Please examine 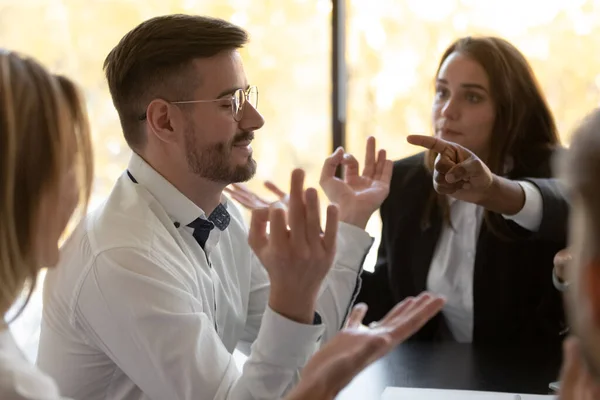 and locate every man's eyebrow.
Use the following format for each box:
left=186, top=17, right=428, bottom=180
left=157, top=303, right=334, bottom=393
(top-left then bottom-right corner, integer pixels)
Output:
left=215, top=85, right=250, bottom=99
